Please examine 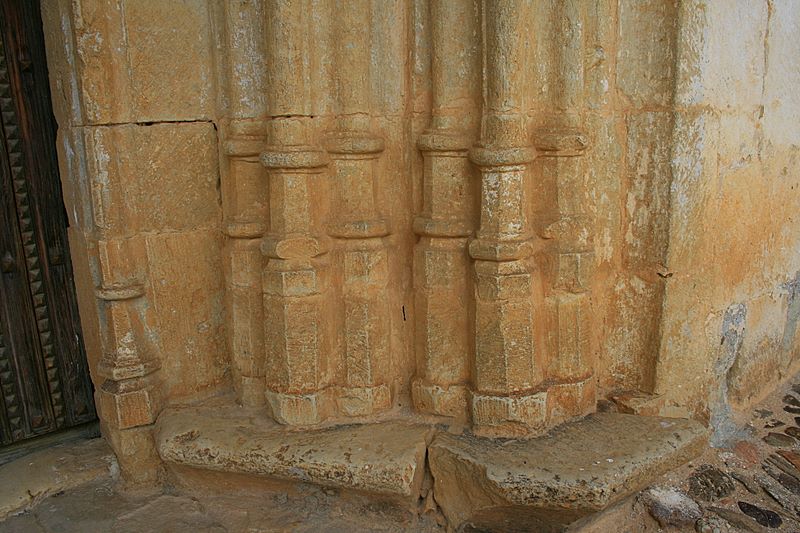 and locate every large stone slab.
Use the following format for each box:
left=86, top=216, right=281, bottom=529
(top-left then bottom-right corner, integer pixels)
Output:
left=156, top=404, right=432, bottom=500
left=0, top=437, right=115, bottom=519
left=429, top=412, right=707, bottom=532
